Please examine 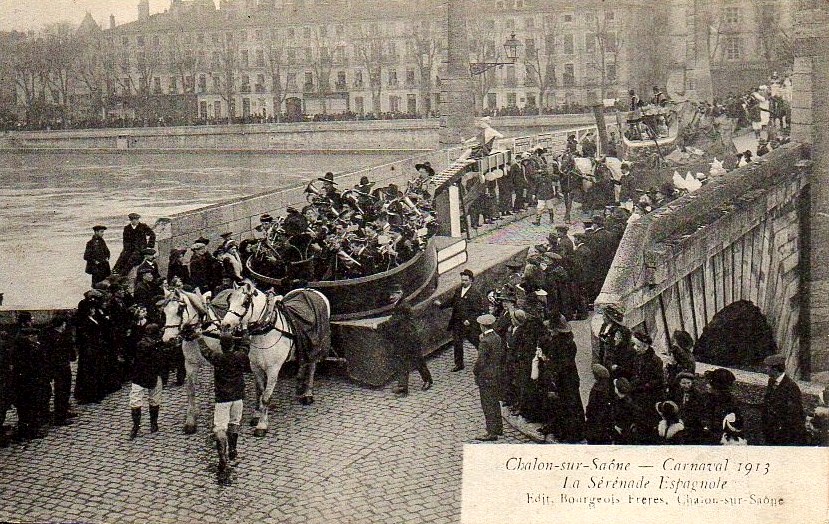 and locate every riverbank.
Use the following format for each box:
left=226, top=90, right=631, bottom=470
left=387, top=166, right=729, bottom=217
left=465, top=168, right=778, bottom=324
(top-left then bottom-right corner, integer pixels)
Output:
left=0, top=113, right=612, bottom=152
